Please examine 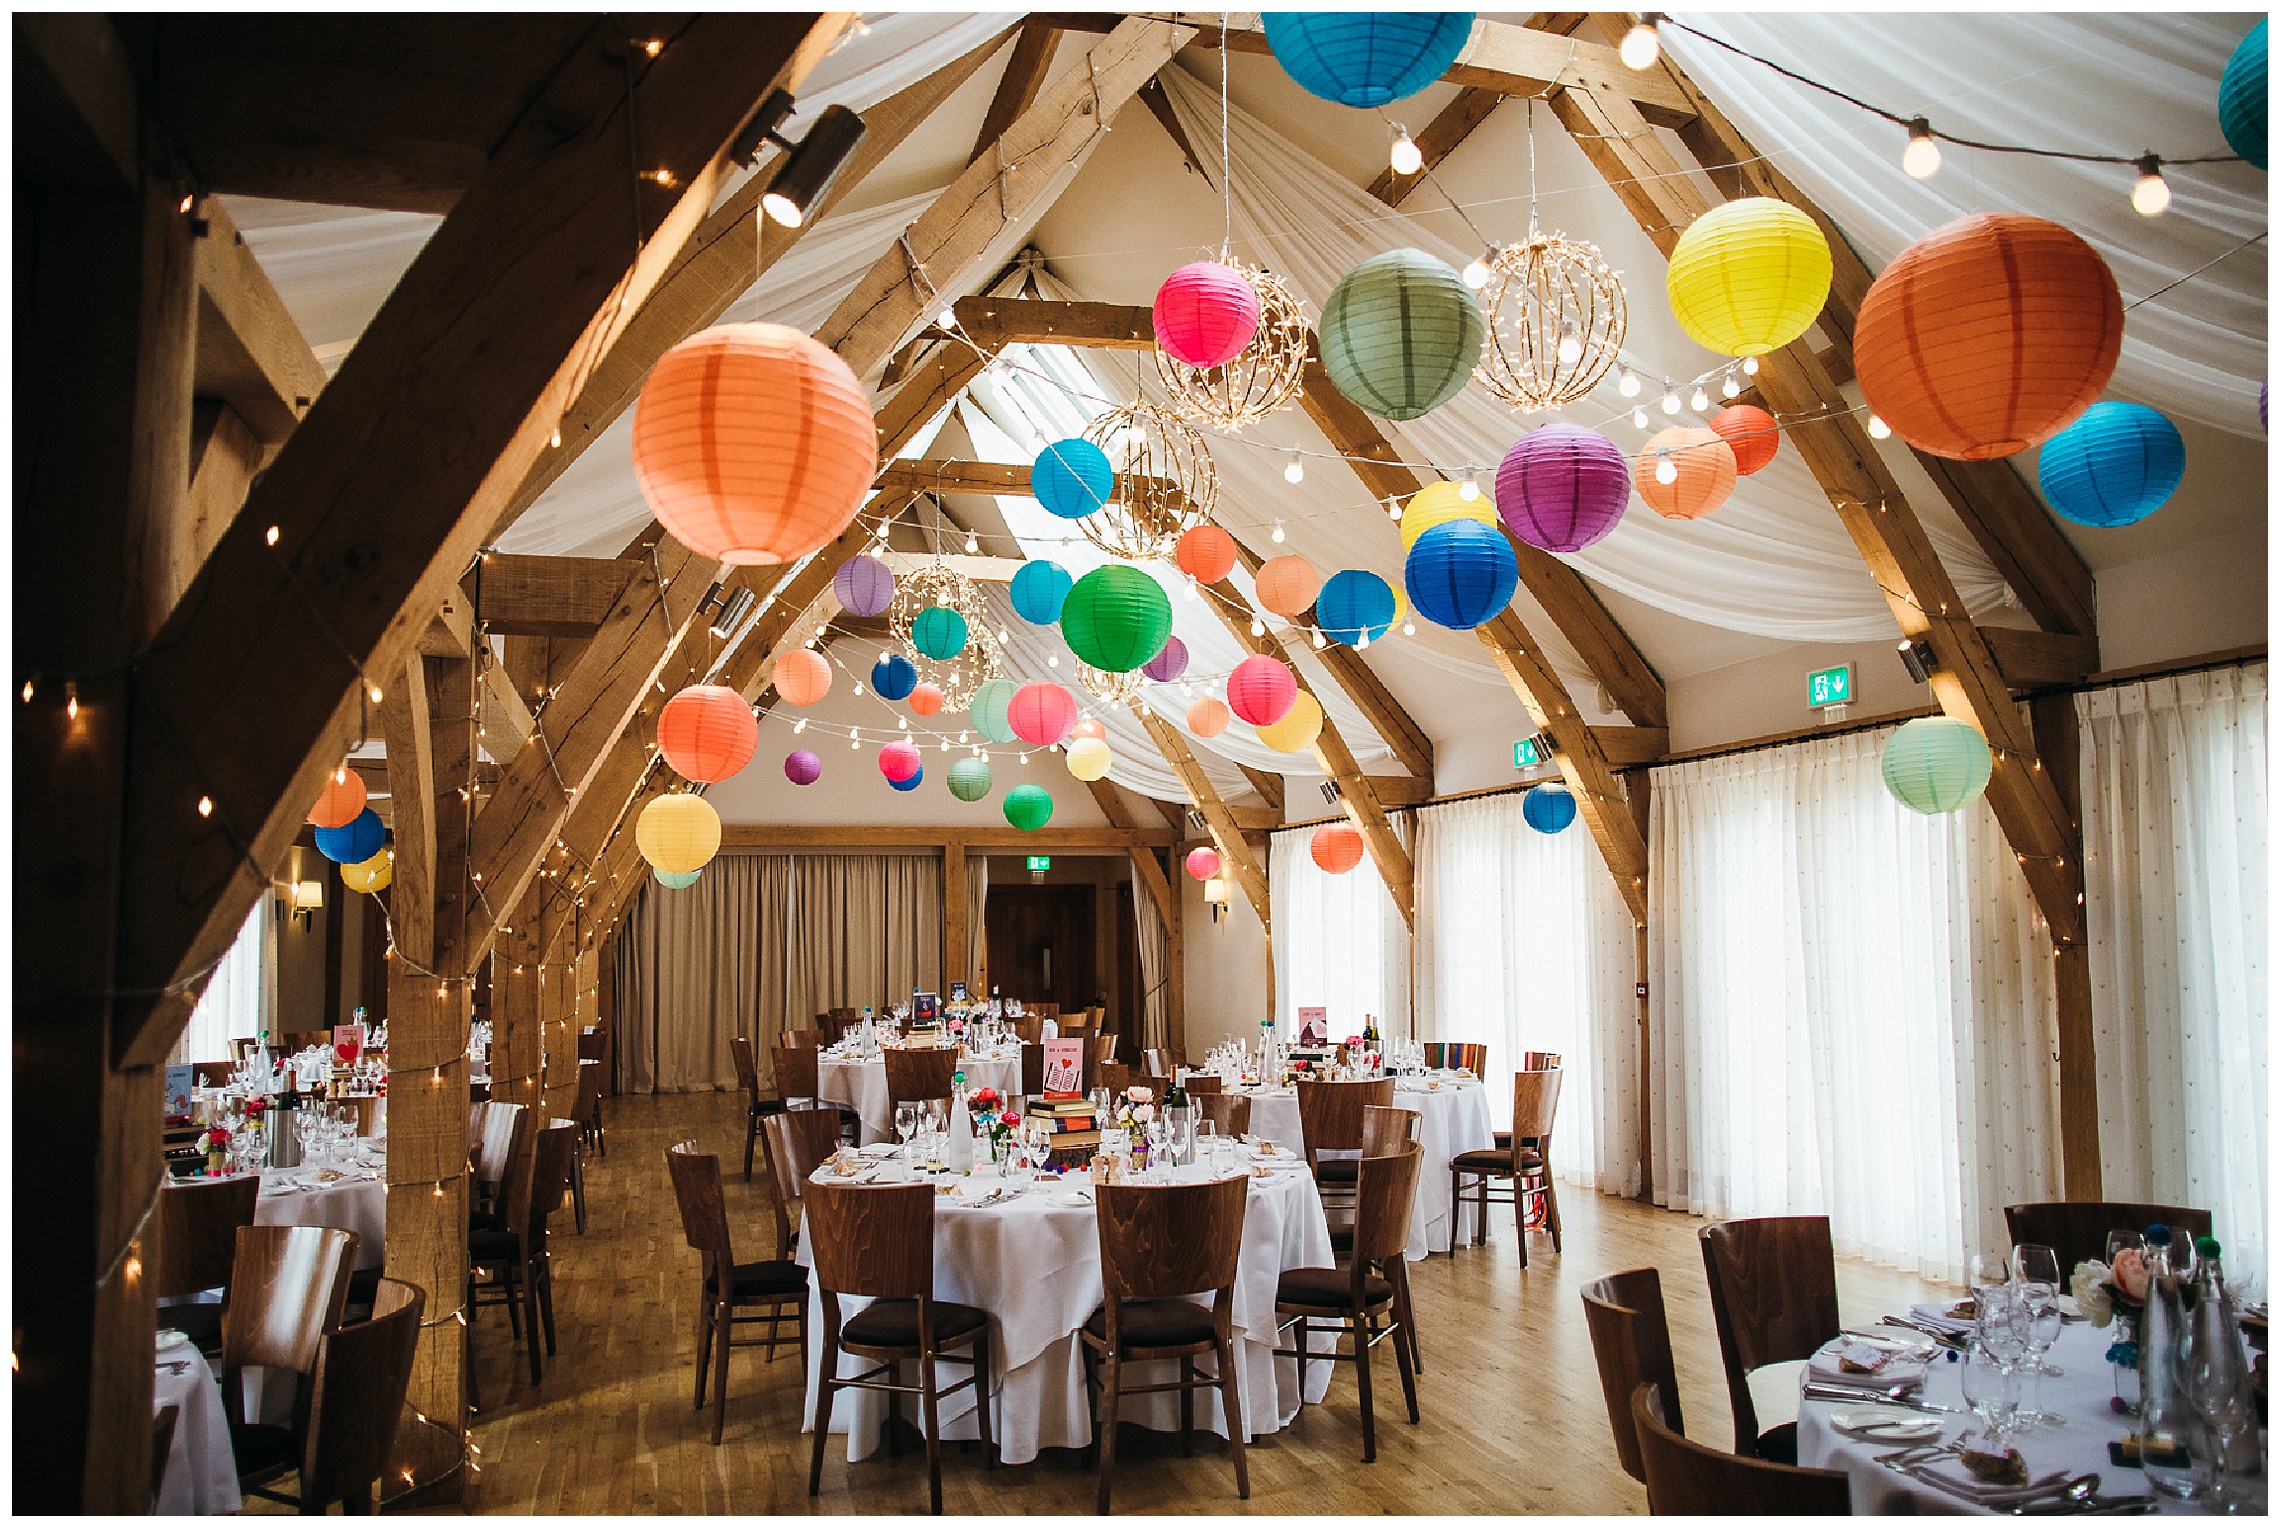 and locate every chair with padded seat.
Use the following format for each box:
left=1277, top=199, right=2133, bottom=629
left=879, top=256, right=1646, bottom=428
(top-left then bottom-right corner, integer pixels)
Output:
left=1631, top=1382, right=1851, bottom=1514
left=1294, top=1077, right=1393, bottom=1231
left=466, top=1105, right=543, bottom=1394
left=469, top=1099, right=525, bottom=1220
left=1274, top=1142, right=1423, bottom=1462
left=729, top=1035, right=779, bottom=1182
left=761, top=1108, right=845, bottom=1260
left=220, top=1225, right=360, bottom=1493
left=1582, top=1268, right=1684, bottom=1485
left=1450, top=1067, right=1562, bottom=1264
left=568, top=1061, right=603, bottom=1232
left=155, top=1173, right=260, bottom=1356
left=1492, top=1050, right=1562, bottom=1150
left=1197, top=1092, right=1251, bottom=1140
left=2003, top=1201, right=2212, bottom=1283
left=1181, top=1072, right=1223, bottom=1097
left=1141, top=1047, right=1176, bottom=1077
left=1083, top=1175, right=1250, bottom=1514
left=240, top=1277, right=425, bottom=1514
left=1699, top=1215, right=1840, bottom=1464
left=806, top=1179, right=993, bottom=1514
left=1327, top=1106, right=1420, bottom=1260
left=667, top=1141, right=809, bottom=1444
left=882, top=1048, right=960, bottom=1117
left=1422, top=1041, right=1490, bottom=1077
left=779, top=1027, right=825, bottom=1050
